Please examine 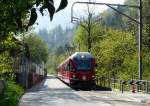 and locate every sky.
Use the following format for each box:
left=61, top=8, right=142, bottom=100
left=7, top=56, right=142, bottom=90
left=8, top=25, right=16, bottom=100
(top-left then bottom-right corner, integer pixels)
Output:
left=34, top=0, right=125, bottom=32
